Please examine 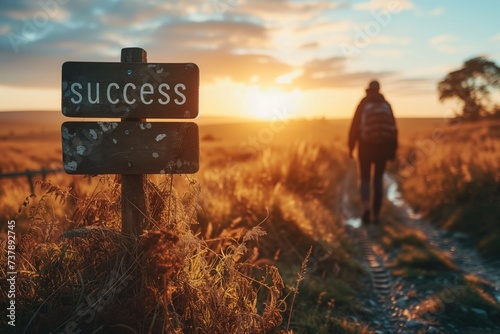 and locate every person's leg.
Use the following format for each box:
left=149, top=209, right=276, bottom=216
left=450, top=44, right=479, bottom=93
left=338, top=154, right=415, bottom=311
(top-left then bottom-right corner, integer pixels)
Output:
left=372, top=158, right=387, bottom=223
left=358, top=152, right=372, bottom=224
